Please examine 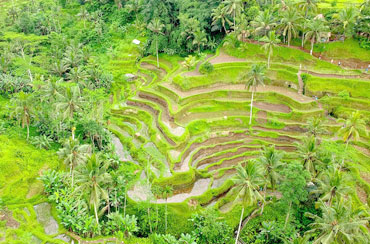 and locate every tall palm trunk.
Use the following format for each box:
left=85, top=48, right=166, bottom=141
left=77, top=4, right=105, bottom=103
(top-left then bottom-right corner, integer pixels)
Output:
left=235, top=207, right=245, bottom=244
left=267, top=51, right=271, bottom=68
left=301, top=32, right=305, bottom=47
left=284, top=201, right=292, bottom=229
left=94, top=202, right=99, bottom=225
left=249, top=90, right=254, bottom=125
left=310, top=39, right=314, bottom=55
